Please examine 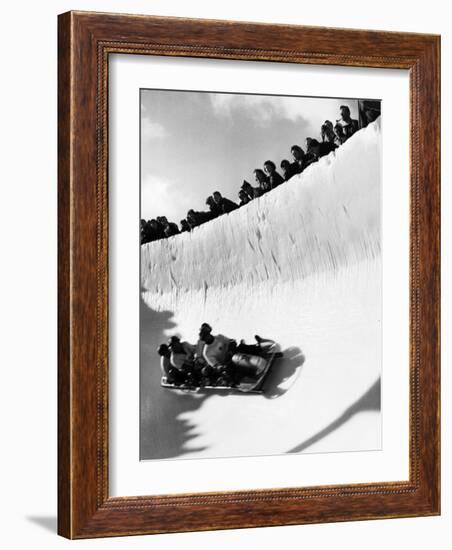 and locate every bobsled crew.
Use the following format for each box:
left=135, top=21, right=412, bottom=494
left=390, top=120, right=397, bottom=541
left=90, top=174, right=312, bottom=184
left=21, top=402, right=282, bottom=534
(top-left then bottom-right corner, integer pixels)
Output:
left=141, top=102, right=381, bottom=245
left=158, top=323, right=283, bottom=393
